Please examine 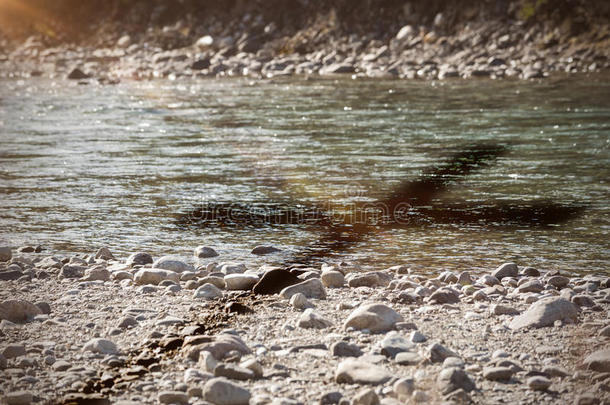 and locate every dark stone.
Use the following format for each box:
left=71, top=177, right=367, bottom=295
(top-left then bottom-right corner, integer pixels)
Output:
left=67, top=68, right=90, bottom=80
left=35, top=301, right=51, bottom=314
left=17, top=246, right=35, bottom=253
left=320, top=391, right=343, bottom=404
left=225, top=302, right=253, bottom=314
left=60, top=393, right=110, bottom=405
left=159, top=336, right=183, bottom=351
left=191, top=58, right=210, bottom=70
left=252, top=269, right=302, bottom=295
left=0, top=270, right=23, bottom=281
